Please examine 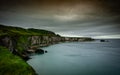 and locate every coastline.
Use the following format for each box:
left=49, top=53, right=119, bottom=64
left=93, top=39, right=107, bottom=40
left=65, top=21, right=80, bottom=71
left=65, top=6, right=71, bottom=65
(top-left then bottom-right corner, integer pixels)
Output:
left=0, top=25, right=94, bottom=75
